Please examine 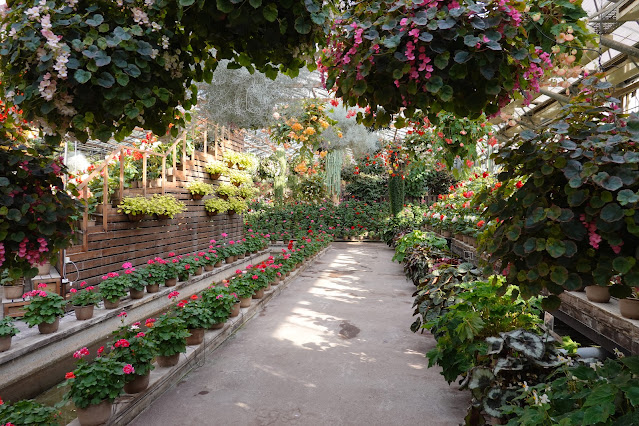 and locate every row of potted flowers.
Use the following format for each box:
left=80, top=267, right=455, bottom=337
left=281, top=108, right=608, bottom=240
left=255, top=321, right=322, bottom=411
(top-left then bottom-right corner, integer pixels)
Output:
left=0, top=236, right=330, bottom=426
left=0, top=233, right=271, bottom=352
